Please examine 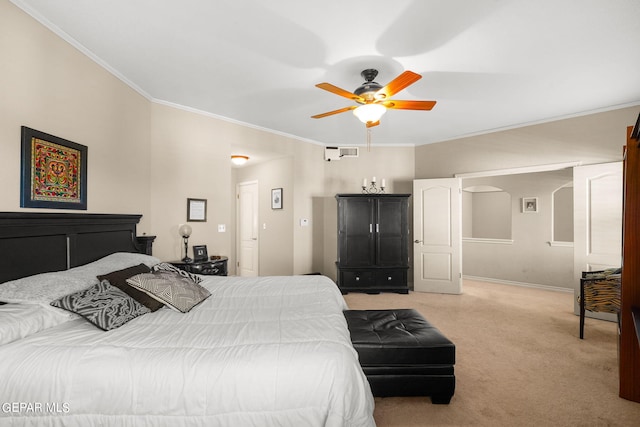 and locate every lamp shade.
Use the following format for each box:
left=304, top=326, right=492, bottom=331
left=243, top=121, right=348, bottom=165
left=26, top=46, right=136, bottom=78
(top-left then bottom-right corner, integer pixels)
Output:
left=178, top=223, right=192, bottom=238
left=353, top=103, right=386, bottom=124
